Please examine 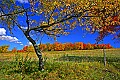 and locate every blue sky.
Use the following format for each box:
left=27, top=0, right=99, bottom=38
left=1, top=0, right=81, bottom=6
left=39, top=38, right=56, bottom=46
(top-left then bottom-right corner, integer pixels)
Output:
left=0, top=0, right=120, bottom=50
left=0, top=26, right=120, bottom=50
